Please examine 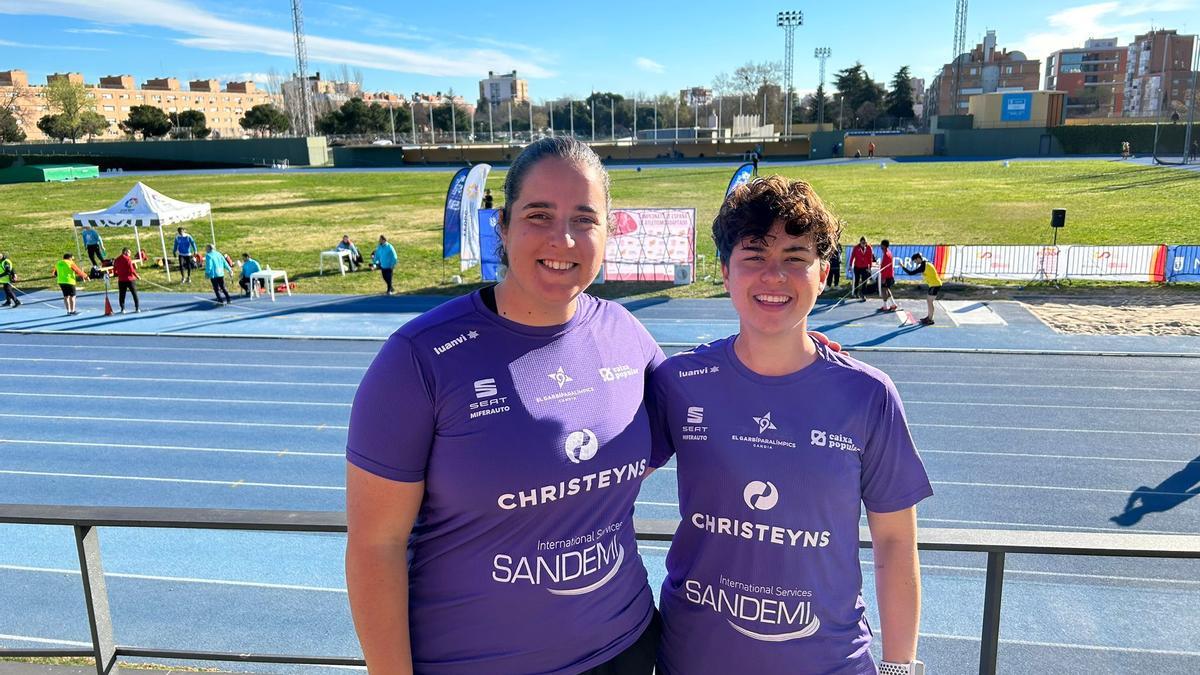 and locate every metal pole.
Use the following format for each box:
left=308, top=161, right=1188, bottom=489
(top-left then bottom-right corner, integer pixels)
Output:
left=632, top=97, right=637, bottom=139
left=389, top=100, right=395, bottom=143
left=675, top=101, right=679, bottom=140
left=451, top=101, right=456, bottom=144
left=508, top=99, right=514, bottom=140
left=1153, top=33, right=1170, bottom=159
left=979, top=551, right=1006, bottom=675
left=488, top=100, right=493, bottom=143
left=529, top=100, right=534, bottom=142
left=591, top=94, right=596, bottom=141
left=1184, top=38, right=1199, bottom=164
left=570, top=100, right=575, bottom=137
left=549, top=100, right=554, bottom=137
left=75, top=525, right=121, bottom=675
left=611, top=98, right=615, bottom=141
left=428, top=99, right=434, bottom=144
left=654, top=105, right=658, bottom=140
